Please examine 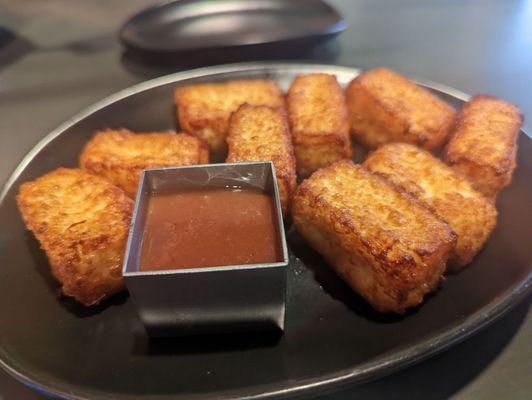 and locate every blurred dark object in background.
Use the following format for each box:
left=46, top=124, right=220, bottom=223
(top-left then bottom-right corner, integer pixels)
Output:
left=119, top=0, right=344, bottom=77
left=0, top=27, right=34, bottom=70
left=120, top=0, right=345, bottom=53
